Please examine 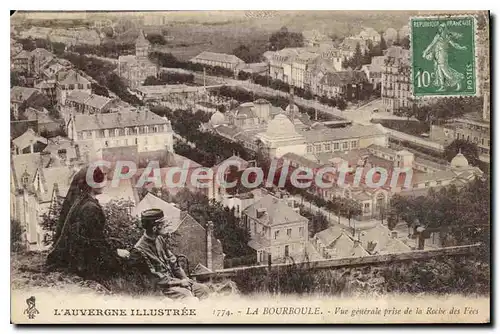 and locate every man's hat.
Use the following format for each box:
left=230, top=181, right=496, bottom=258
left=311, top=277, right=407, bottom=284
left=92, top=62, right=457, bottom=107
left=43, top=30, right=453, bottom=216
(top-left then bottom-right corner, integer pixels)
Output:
left=141, top=209, right=166, bottom=229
